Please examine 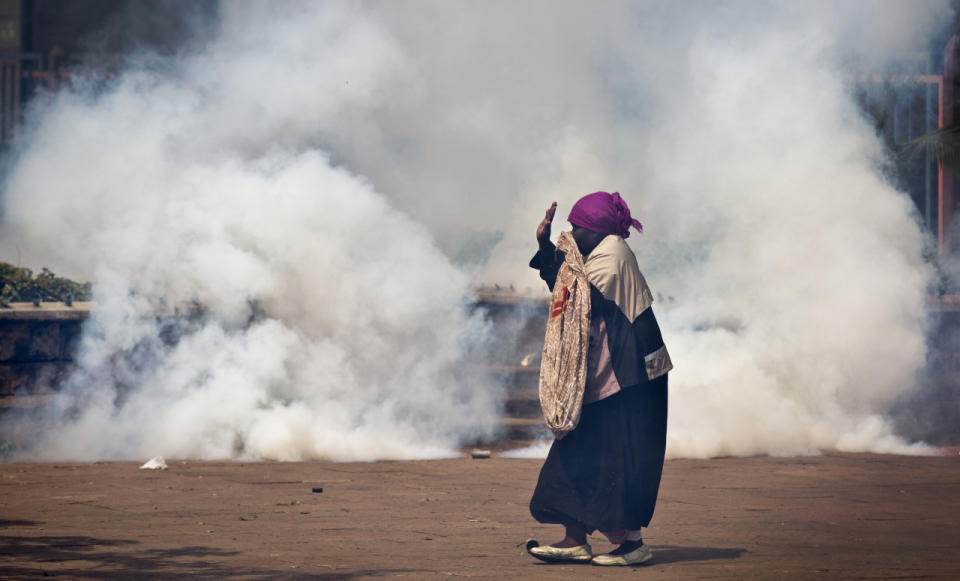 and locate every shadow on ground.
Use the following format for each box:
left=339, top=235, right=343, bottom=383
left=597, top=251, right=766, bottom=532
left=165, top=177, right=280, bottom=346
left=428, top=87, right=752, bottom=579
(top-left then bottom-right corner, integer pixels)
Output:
left=650, top=545, right=747, bottom=564
left=0, top=533, right=435, bottom=579
left=0, top=534, right=269, bottom=579
left=527, top=544, right=746, bottom=567
left=0, top=520, right=39, bottom=527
